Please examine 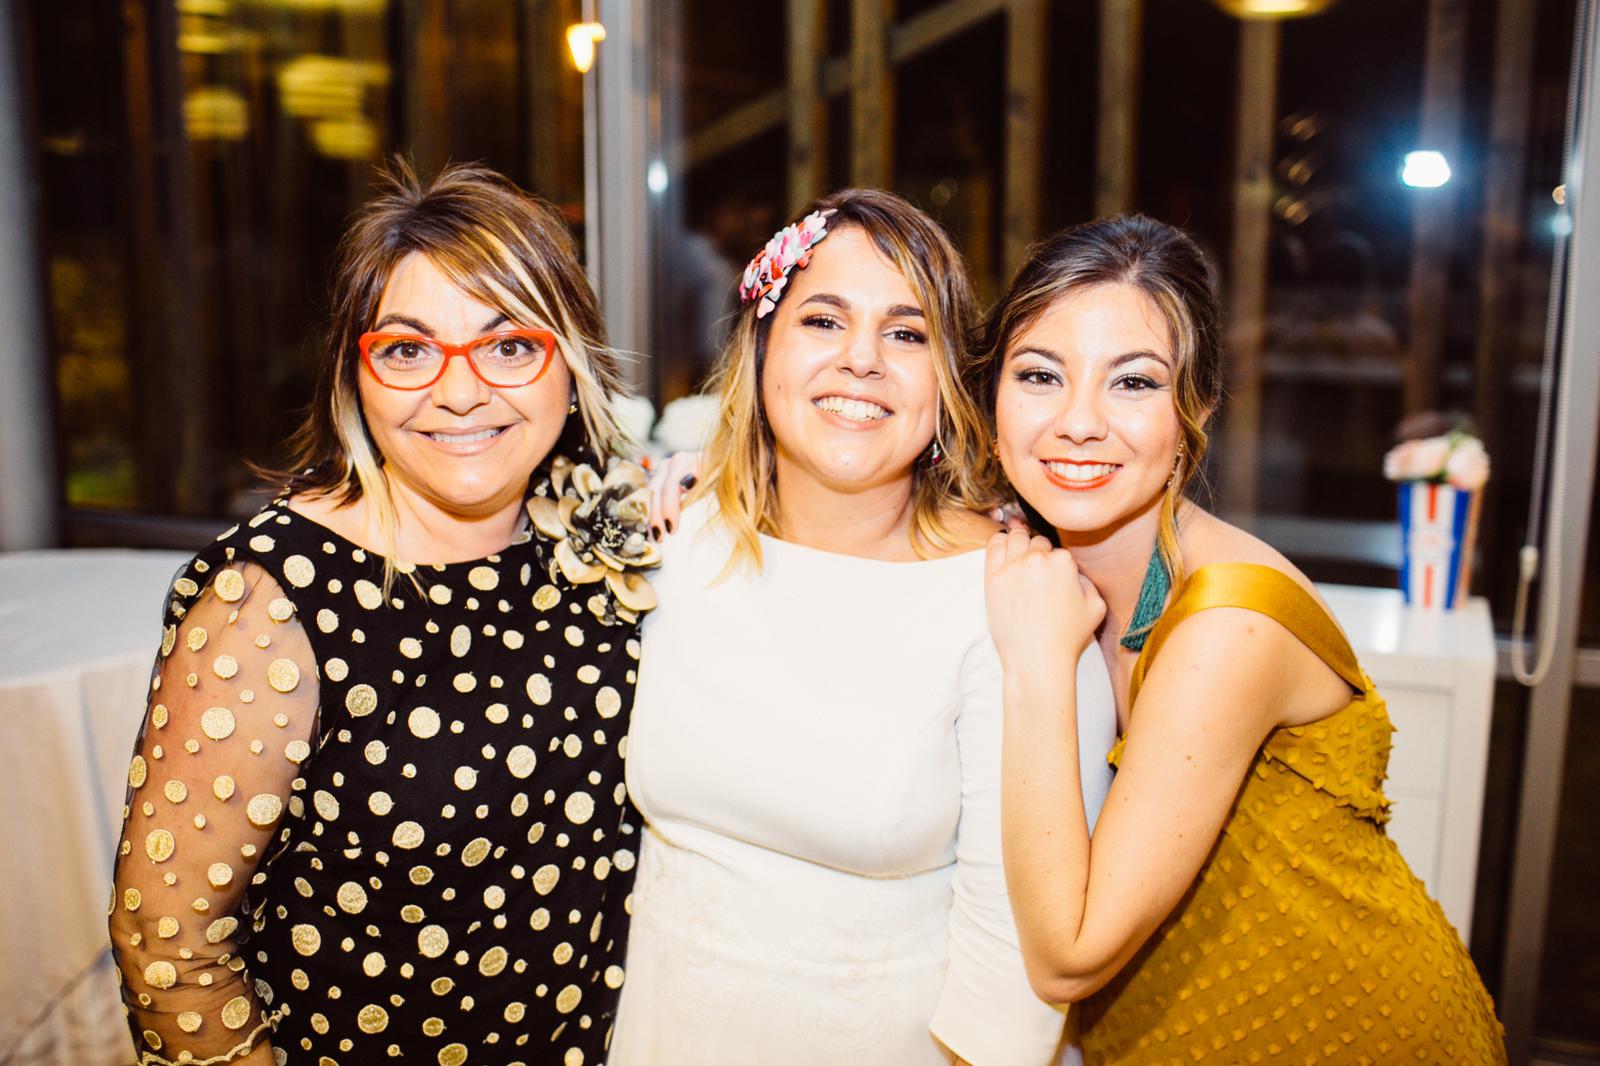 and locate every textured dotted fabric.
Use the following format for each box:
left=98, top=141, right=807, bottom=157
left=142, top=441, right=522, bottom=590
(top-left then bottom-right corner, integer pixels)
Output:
left=109, top=501, right=640, bottom=1066
left=1080, top=563, right=1506, bottom=1066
